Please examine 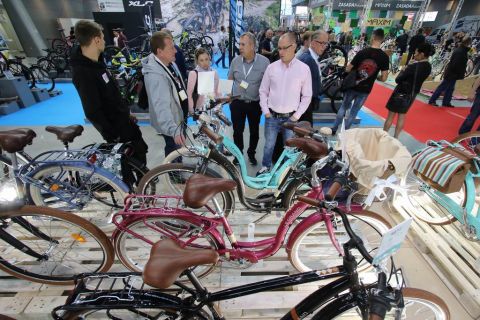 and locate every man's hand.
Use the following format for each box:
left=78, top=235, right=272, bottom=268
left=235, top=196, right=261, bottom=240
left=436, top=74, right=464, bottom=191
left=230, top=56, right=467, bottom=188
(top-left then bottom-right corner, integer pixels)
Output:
left=174, top=134, right=186, bottom=146
left=289, top=115, right=298, bottom=122
left=129, top=114, right=138, bottom=124
left=265, top=113, right=271, bottom=118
